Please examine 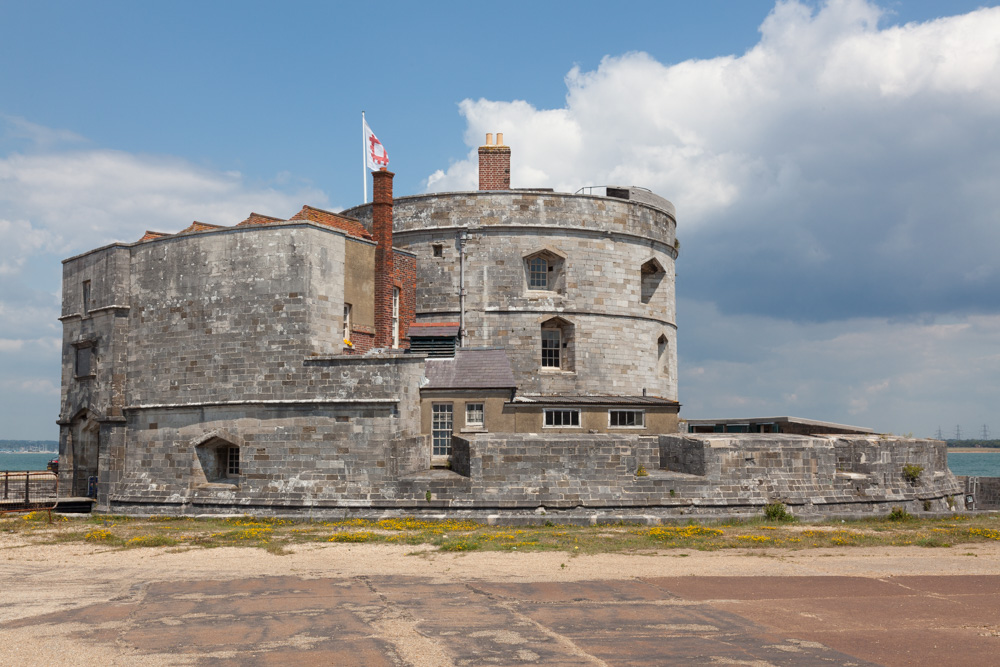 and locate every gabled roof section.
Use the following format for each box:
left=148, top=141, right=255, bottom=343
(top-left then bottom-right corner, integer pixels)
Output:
left=179, top=221, right=225, bottom=234
left=423, top=347, right=516, bottom=390
left=138, top=231, right=170, bottom=242
left=289, top=205, right=373, bottom=241
left=237, top=212, right=285, bottom=226
left=409, top=322, right=460, bottom=338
